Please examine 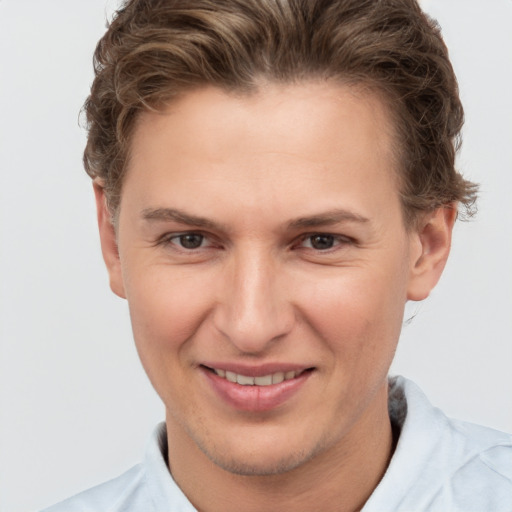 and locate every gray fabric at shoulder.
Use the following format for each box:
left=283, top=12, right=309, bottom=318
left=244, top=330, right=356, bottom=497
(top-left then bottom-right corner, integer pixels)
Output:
left=363, top=377, right=512, bottom=512
left=479, top=443, right=512, bottom=482
left=39, top=422, right=196, bottom=512
left=432, top=443, right=512, bottom=512
left=39, top=464, right=146, bottom=512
